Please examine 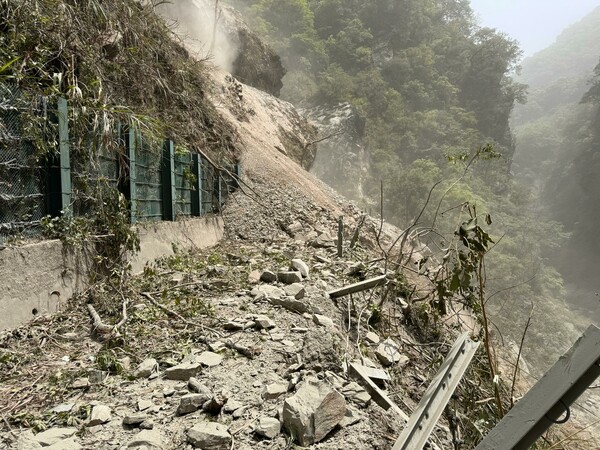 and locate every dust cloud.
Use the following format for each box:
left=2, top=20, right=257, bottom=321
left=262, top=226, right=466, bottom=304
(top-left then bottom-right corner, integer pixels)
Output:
left=157, top=0, right=238, bottom=72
